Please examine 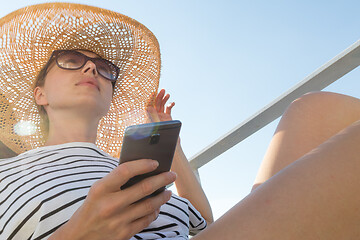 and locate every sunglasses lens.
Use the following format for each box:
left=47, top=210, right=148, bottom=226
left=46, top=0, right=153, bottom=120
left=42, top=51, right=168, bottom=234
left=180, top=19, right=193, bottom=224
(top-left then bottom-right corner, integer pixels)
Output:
left=94, top=59, right=118, bottom=81
left=55, top=50, right=119, bottom=81
left=57, top=51, right=84, bottom=69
